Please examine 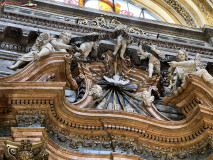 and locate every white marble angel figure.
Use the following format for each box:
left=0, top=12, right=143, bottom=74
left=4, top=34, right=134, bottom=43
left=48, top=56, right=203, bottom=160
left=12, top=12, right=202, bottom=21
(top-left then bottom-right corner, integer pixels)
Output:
left=168, top=50, right=189, bottom=92
left=113, top=24, right=132, bottom=59
left=138, top=44, right=165, bottom=78
left=141, top=90, right=155, bottom=107
left=74, top=33, right=99, bottom=60
left=169, top=53, right=213, bottom=86
left=8, top=31, right=74, bottom=70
